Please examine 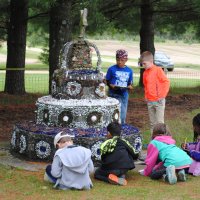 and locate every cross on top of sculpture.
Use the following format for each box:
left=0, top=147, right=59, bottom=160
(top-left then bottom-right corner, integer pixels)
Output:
left=79, top=8, right=88, bottom=38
